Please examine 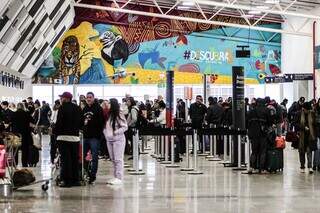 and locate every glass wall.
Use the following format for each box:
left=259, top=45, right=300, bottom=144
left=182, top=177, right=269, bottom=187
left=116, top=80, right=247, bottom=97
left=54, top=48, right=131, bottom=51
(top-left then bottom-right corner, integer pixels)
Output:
left=32, top=84, right=281, bottom=106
